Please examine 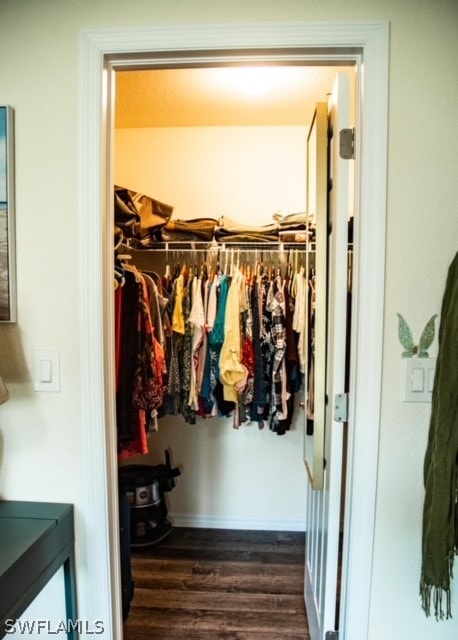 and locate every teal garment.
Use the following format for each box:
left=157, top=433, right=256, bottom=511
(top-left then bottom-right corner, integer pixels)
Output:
left=421, top=250, right=458, bottom=619
left=201, top=276, right=229, bottom=413
left=208, top=274, right=229, bottom=380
